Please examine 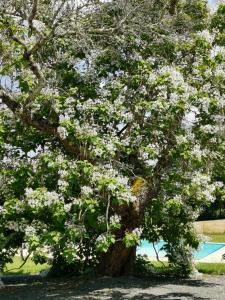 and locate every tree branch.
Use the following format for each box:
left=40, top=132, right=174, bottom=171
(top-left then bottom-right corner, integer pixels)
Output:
left=0, top=88, right=81, bottom=157
left=169, top=0, right=178, bottom=15
left=137, top=111, right=184, bottom=216
left=5, top=26, right=45, bottom=98
left=28, top=0, right=38, bottom=33
left=6, top=252, right=32, bottom=272
left=0, top=88, right=56, bottom=133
